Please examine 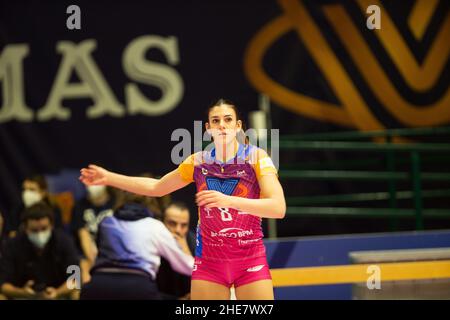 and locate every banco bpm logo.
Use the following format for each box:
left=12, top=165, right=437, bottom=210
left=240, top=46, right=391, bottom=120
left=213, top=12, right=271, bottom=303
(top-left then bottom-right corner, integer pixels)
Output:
left=244, top=0, right=450, bottom=133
